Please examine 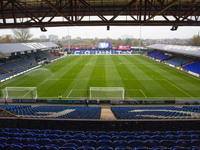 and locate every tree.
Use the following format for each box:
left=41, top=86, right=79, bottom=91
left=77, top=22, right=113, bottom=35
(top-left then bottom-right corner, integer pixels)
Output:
left=189, top=35, right=200, bottom=46
left=124, top=38, right=132, bottom=46
left=132, top=39, right=139, bottom=47
left=0, top=35, right=13, bottom=43
left=12, top=28, right=33, bottom=42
